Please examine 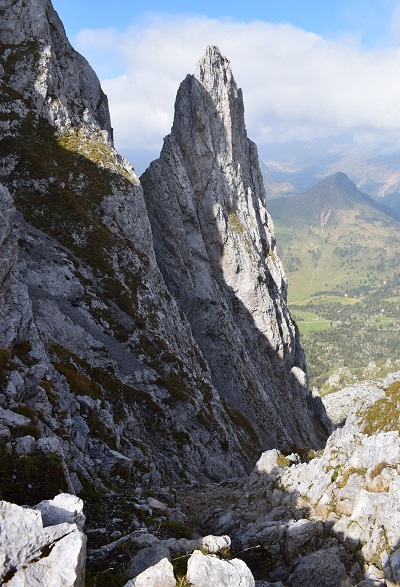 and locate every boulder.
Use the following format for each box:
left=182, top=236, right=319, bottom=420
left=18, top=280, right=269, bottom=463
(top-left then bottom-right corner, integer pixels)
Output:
left=0, top=407, right=30, bottom=427
left=0, top=496, right=86, bottom=587
left=147, top=497, right=170, bottom=517
left=256, top=522, right=287, bottom=550
left=288, top=547, right=348, bottom=587
left=14, top=434, right=36, bottom=456
left=123, top=557, right=176, bottom=587
left=6, top=527, right=86, bottom=587
left=186, top=549, right=255, bottom=587
left=34, top=493, right=85, bottom=530
left=200, top=535, right=231, bottom=554
left=165, top=534, right=231, bottom=557
left=385, top=549, right=400, bottom=586
left=255, top=450, right=283, bottom=475
left=126, top=544, right=172, bottom=578
left=285, top=519, right=323, bottom=560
